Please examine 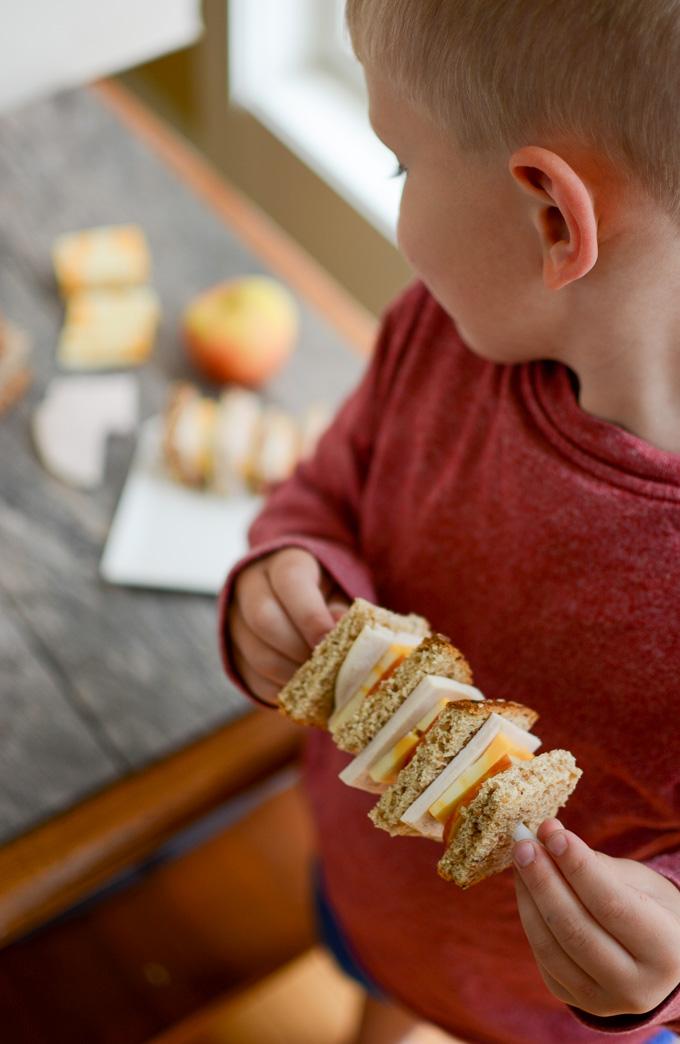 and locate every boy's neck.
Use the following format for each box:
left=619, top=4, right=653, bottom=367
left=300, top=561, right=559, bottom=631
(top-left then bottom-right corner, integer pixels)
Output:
left=573, top=344, right=680, bottom=456
left=553, top=235, right=680, bottom=456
